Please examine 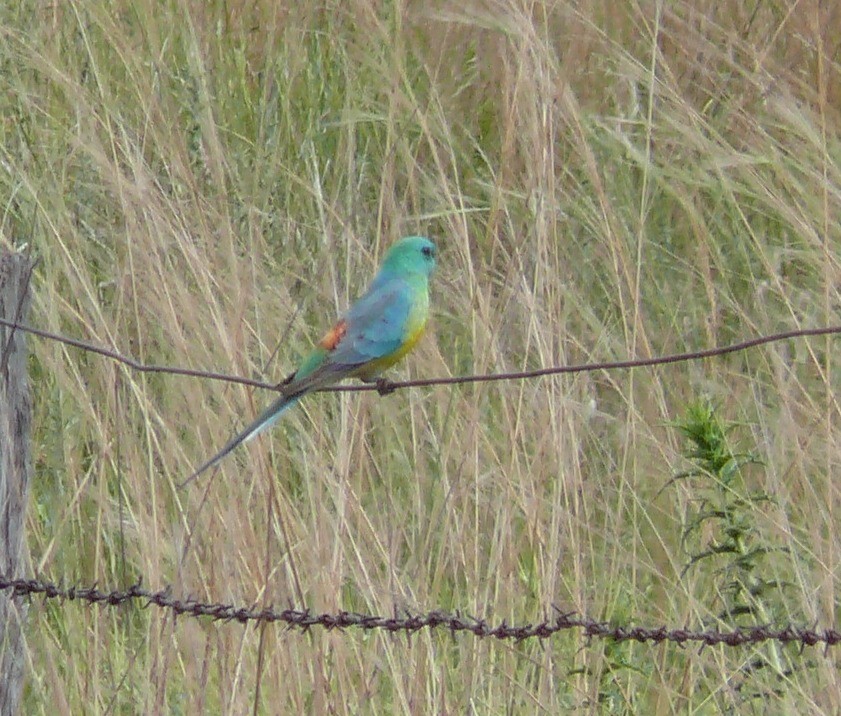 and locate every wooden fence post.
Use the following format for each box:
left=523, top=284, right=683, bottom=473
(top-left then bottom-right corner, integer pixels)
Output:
left=0, top=249, right=34, bottom=716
